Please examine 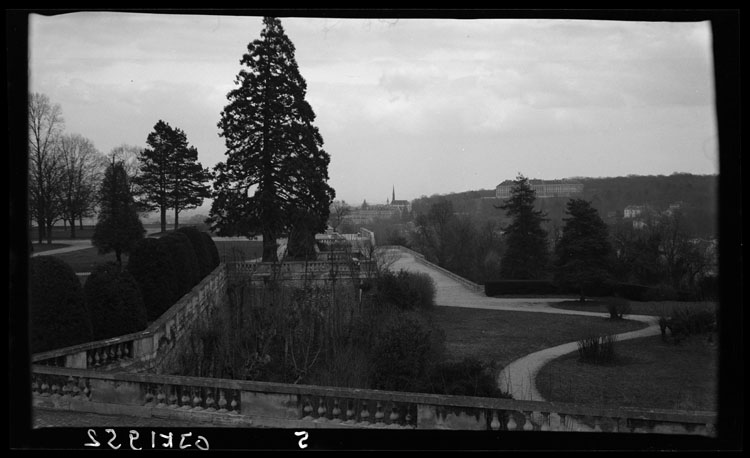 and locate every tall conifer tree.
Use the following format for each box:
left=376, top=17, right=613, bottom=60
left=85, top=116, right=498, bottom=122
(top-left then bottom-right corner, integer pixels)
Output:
left=210, top=17, right=335, bottom=262
left=553, top=198, right=613, bottom=301
left=92, top=161, right=145, bottom=265
left=497, top=174, right=549, bottom=279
